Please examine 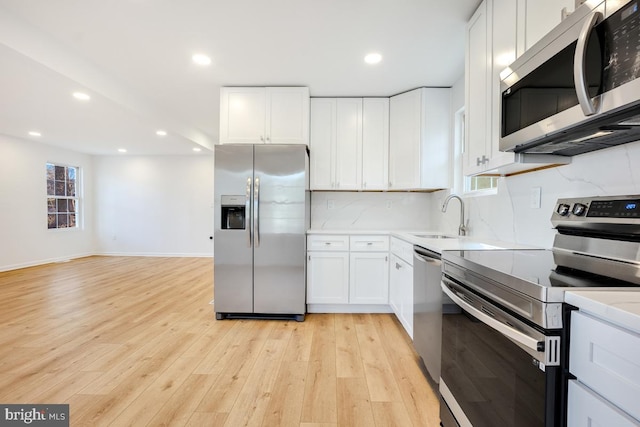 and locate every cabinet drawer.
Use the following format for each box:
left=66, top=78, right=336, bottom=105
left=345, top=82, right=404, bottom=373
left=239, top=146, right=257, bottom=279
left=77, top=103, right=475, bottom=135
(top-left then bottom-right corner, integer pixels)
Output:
left=307, top=235, right=349, bottom=251
left=567, top=380, right=640, bottom=427
left=390, top=237, right=414, bottom=266
left=570, top=311, right=640, bottom=421
left=350, top=235, right=389, bottom=252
